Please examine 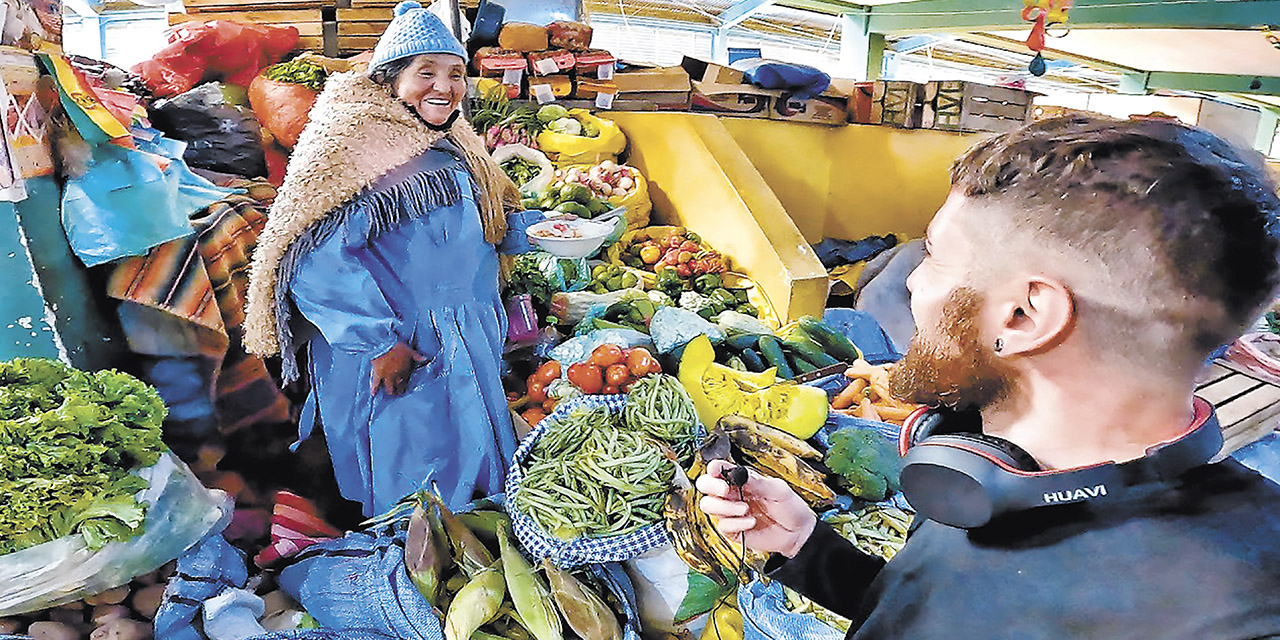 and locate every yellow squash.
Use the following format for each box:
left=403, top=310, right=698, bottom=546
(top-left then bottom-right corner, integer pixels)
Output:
left=679, top=335, right=829, bottom=439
